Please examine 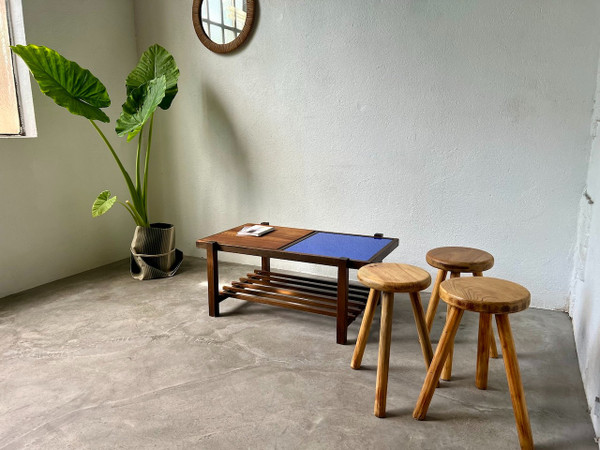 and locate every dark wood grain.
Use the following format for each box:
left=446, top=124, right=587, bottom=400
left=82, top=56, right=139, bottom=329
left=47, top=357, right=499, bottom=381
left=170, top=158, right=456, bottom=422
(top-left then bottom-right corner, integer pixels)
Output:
left=231, top=281, right=364, bottom=314
left=337, top=259, right=350, bottom=345
left=196, top=224, right=399, bottom=344
left=197, top=224, right=314, bottom=251
left=249, top=273, right=368, bottom=301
